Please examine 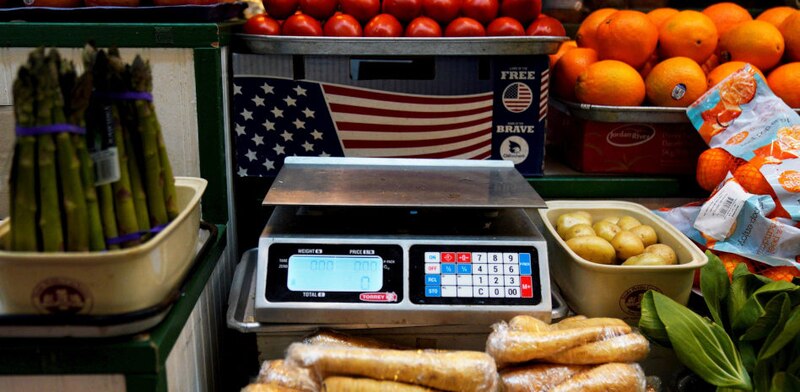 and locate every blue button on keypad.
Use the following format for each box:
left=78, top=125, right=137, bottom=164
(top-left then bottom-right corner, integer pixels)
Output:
left=425, top=286, right=441, bottom=297
left=425, top=274, right=441, bottom=285
left=457, top=264, right=473, bottom=274
left=441, top=263, right=457, bottom=274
